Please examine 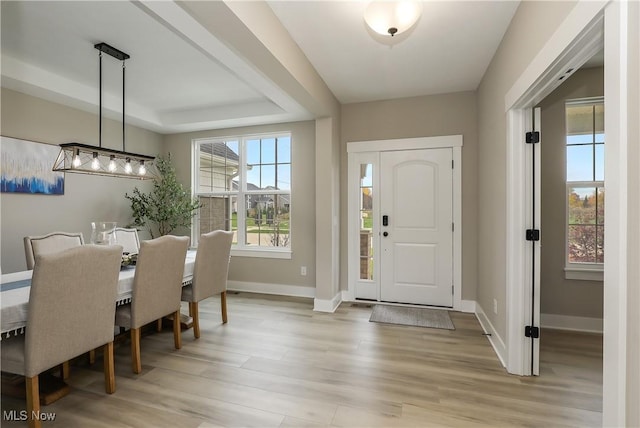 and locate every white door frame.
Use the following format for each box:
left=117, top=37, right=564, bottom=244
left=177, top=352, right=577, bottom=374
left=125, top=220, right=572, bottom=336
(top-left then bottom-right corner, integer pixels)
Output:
left=505, top=2, right=633, bottom=425
left=346, top=135, right=463, bottom=310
